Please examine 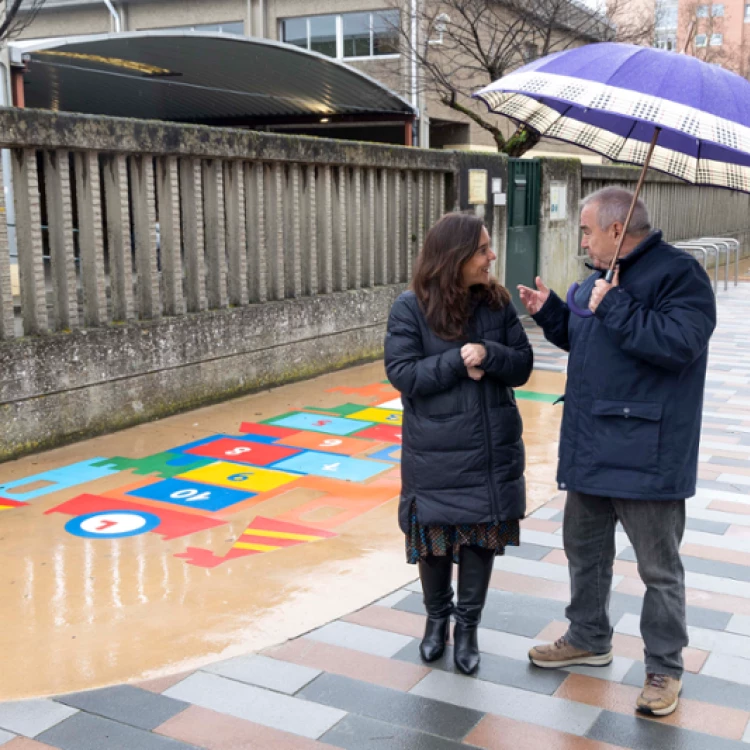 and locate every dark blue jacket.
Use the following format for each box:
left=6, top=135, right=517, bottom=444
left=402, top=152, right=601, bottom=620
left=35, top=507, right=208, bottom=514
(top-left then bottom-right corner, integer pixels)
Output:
left=533, top=231, right=716, bottom=501
left=385, top=291, right=533, bottom=532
